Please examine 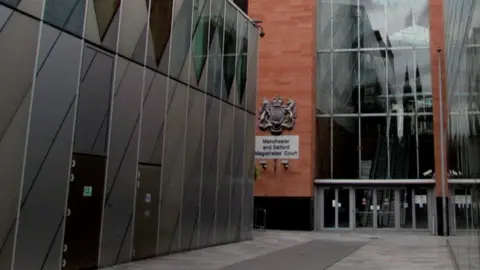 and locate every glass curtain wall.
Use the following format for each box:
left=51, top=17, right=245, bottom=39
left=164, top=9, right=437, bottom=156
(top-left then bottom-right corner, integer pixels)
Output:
left=444, top=1, right=480, bottom=268
left=0, top=0, right=258, bottom=269
left=316, top=0, right=434, bottom=180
